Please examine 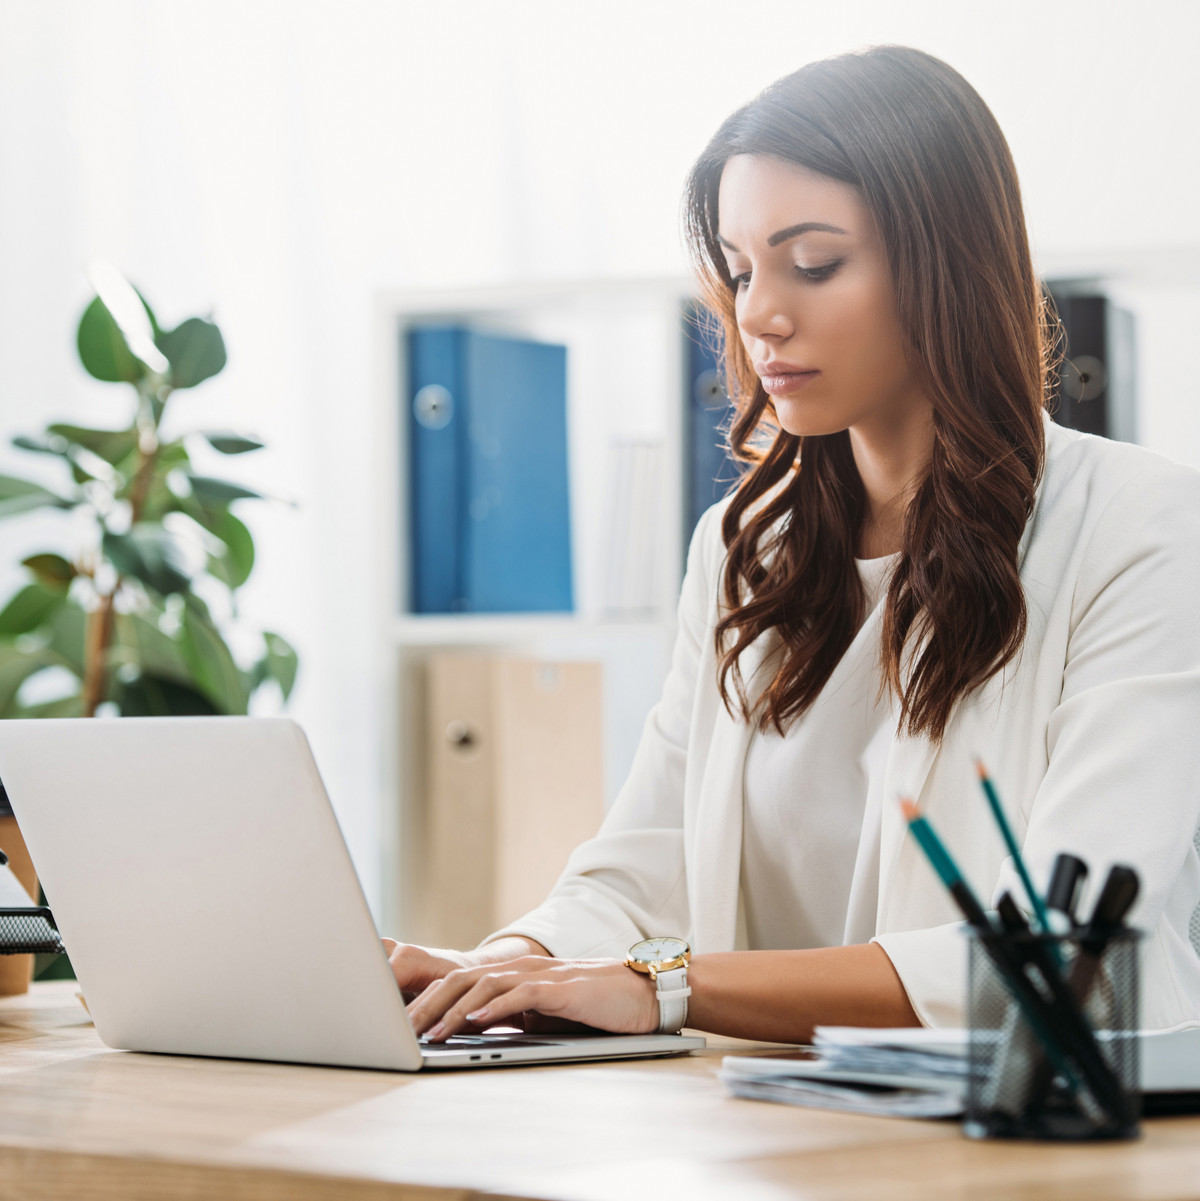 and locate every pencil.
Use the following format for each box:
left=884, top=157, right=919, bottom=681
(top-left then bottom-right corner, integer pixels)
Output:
left=899, top=796, right=1088, bottom=1103
left=975, top=759, right=1051, bottom=933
